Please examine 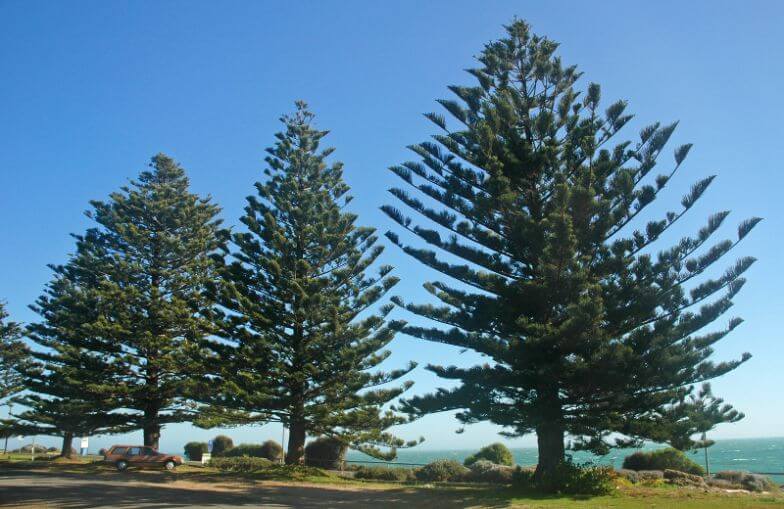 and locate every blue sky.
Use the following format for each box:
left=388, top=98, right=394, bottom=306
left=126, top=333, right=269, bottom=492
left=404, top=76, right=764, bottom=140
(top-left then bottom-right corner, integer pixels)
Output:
left=1, top=1, right=782, bottom=454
